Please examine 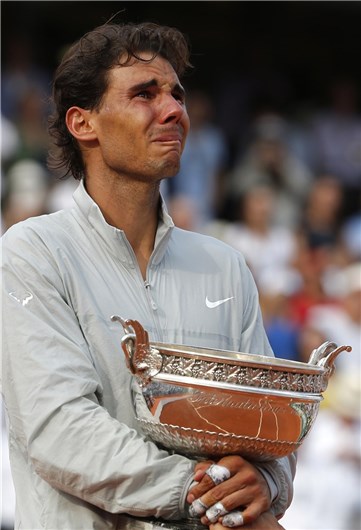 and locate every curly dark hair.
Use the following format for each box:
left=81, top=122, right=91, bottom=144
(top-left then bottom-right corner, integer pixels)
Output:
left=48, top=22, right=192, bottom=180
